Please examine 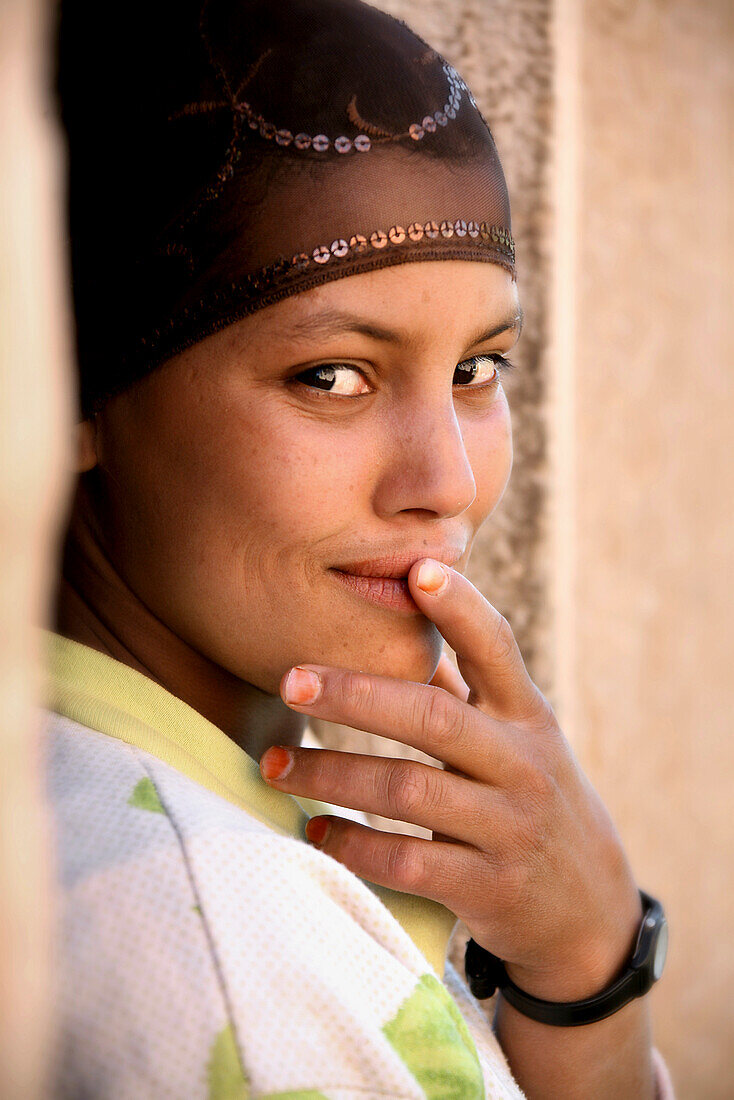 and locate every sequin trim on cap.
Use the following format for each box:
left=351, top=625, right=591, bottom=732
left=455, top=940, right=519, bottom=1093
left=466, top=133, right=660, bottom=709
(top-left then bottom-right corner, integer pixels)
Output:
left=224, top=217, right=514, bottom=296
left=229, top=62, right=469, bottom=155
left=297, top=218, right=514, bottom=273
left=142, top=217, right=514, bottom=343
